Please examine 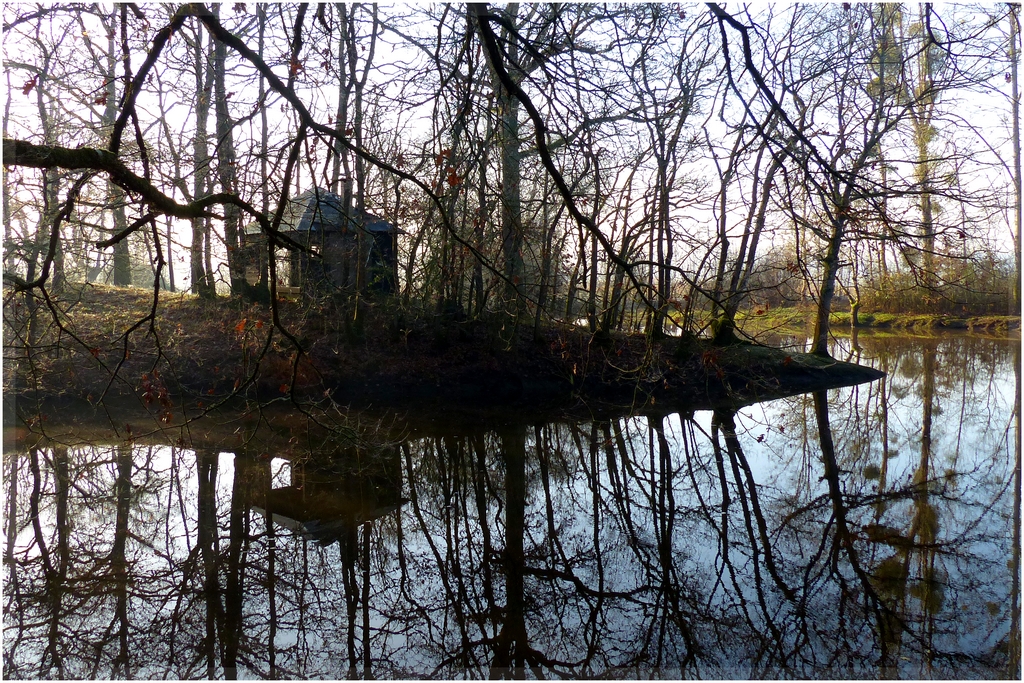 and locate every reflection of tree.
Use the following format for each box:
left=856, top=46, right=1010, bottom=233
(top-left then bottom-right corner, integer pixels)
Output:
left=809, top=335, right=997, bottom=677
left=709, top=409, right=797, bottom=669
left=399, top=435, right=489, bottom=675
left=1009, top=341, right=1021, bottom=677
left=647, top=414, right=697, bottom=670
left=196, top=448, right=223, bottom=678
left=813, top=390, right=903, bottom=672
left=873, top=349, right=893, bottom=518
left=489, top=425, right=533, bottom=678
left=8, top=444, right=166, bottom=677
left=908, top=341, right=941, bottom=675
left=223, top=452, right=257, bottom=679
left=36, top=447, right=69, bottom=678
left=250, top=446, right=405, bottom=678
left=3, top=344, right=1017, bottom=679
left=537, top=422, right=603, bottom=670
left=712, top=410, right=794, bottom=600
left=109, top=443, right=131, bottom=676
left=3, top=449, right=23, bottom=671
